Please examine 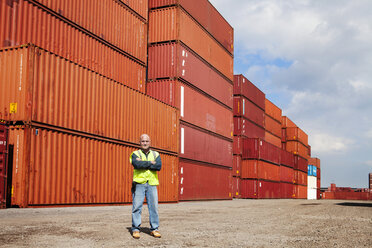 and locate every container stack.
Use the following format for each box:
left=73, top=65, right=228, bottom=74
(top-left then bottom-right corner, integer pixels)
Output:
left=370, top=173, right=372, bottom=190
left=0, top=1, right=180, bottom=207
left=282, top=116, right=310, bottom=199
left=147, top=0, right=234, bottom=201
left=309, top=157, right=321, bottom=199
left=307, top=163, right=317, bottom=200
left=0, top=123, right=9, bottom=208
left=233, top=74, right=266, bottom=198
